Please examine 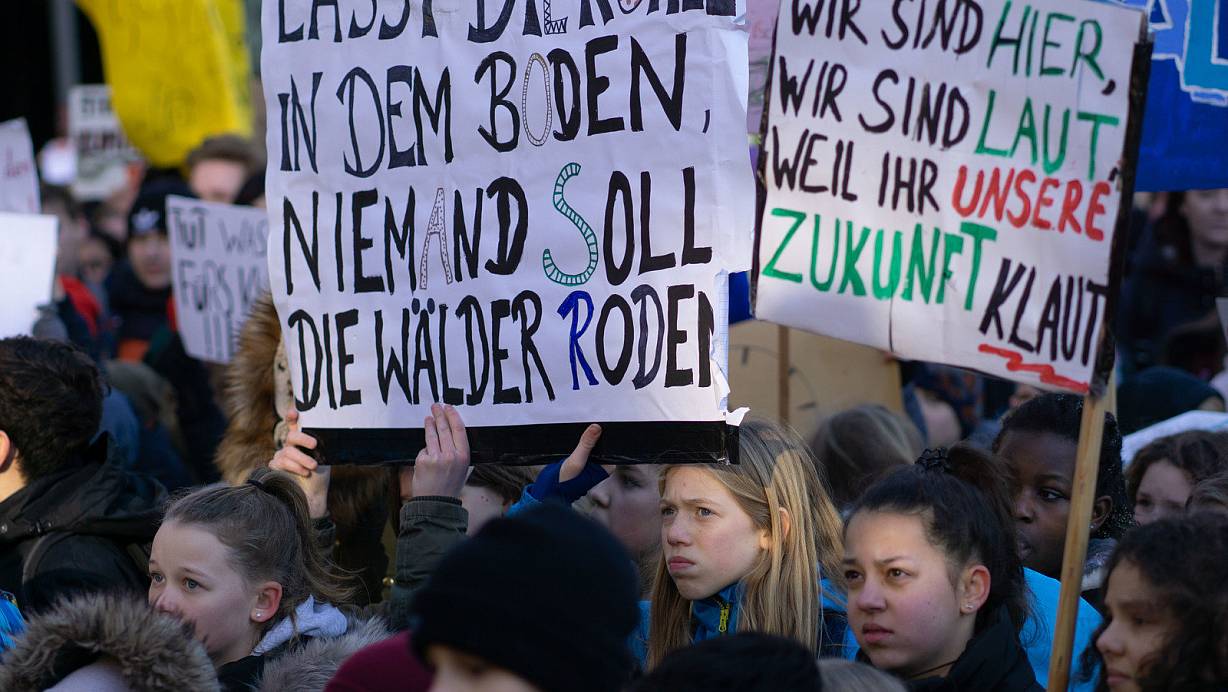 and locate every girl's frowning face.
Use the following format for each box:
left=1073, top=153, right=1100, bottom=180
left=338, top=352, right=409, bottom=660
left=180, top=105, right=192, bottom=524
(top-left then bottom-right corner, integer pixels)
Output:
left=843, top=511, right=985, bottom=679
left=660, top=467, right=767, bottom=600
